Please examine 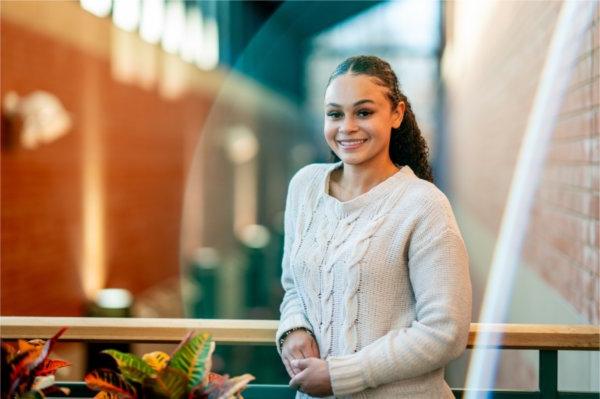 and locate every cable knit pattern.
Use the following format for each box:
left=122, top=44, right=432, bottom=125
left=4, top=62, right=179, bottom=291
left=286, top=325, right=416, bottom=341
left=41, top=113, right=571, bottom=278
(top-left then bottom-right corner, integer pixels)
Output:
left=276, top=162, right=472, bottom=399
left=340, top=191, right=401, bottom=355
